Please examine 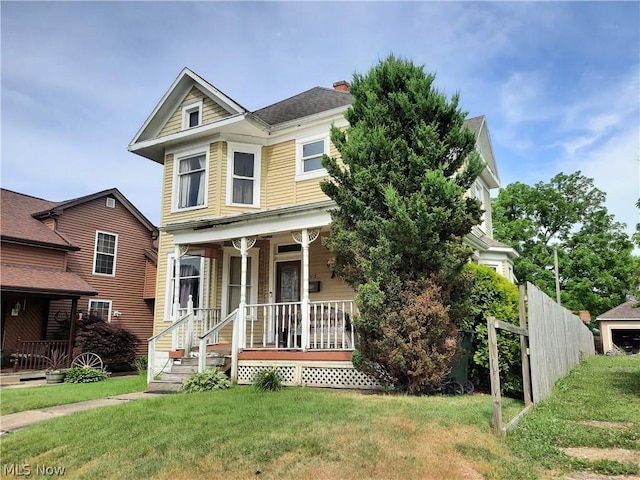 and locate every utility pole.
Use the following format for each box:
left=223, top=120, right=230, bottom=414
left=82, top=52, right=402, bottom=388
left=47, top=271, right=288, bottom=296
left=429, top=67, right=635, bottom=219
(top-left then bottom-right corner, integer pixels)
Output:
left=554, top=246, right=561, bottom=305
